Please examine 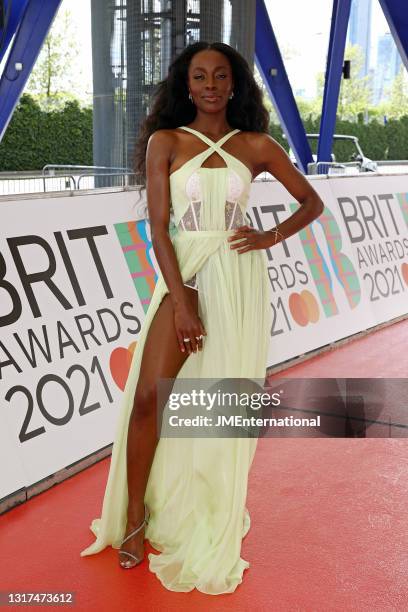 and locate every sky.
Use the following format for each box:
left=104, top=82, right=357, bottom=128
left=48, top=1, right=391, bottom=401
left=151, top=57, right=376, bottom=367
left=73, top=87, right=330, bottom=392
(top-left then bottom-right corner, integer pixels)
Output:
left=69, top=0, right=393, bottom=99
left=60, top=0, right=92, bottom=100
left=0, top=0, right=395, bottom=102
left=265, top=0, right=391, bottom=97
